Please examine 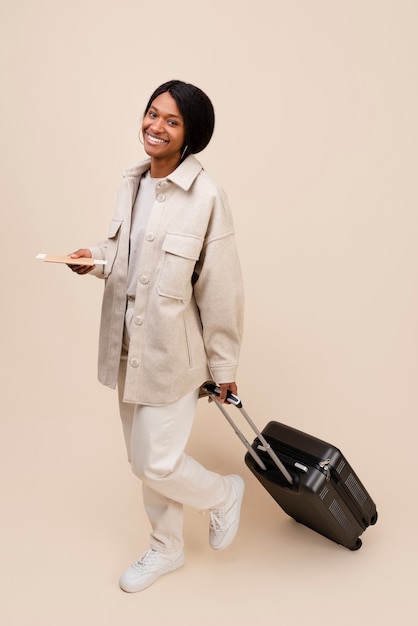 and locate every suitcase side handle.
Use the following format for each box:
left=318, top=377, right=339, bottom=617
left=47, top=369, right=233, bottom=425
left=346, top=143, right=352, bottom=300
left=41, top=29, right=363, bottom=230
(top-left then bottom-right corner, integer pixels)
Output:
left=204, top=384, right=294, bottom=485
